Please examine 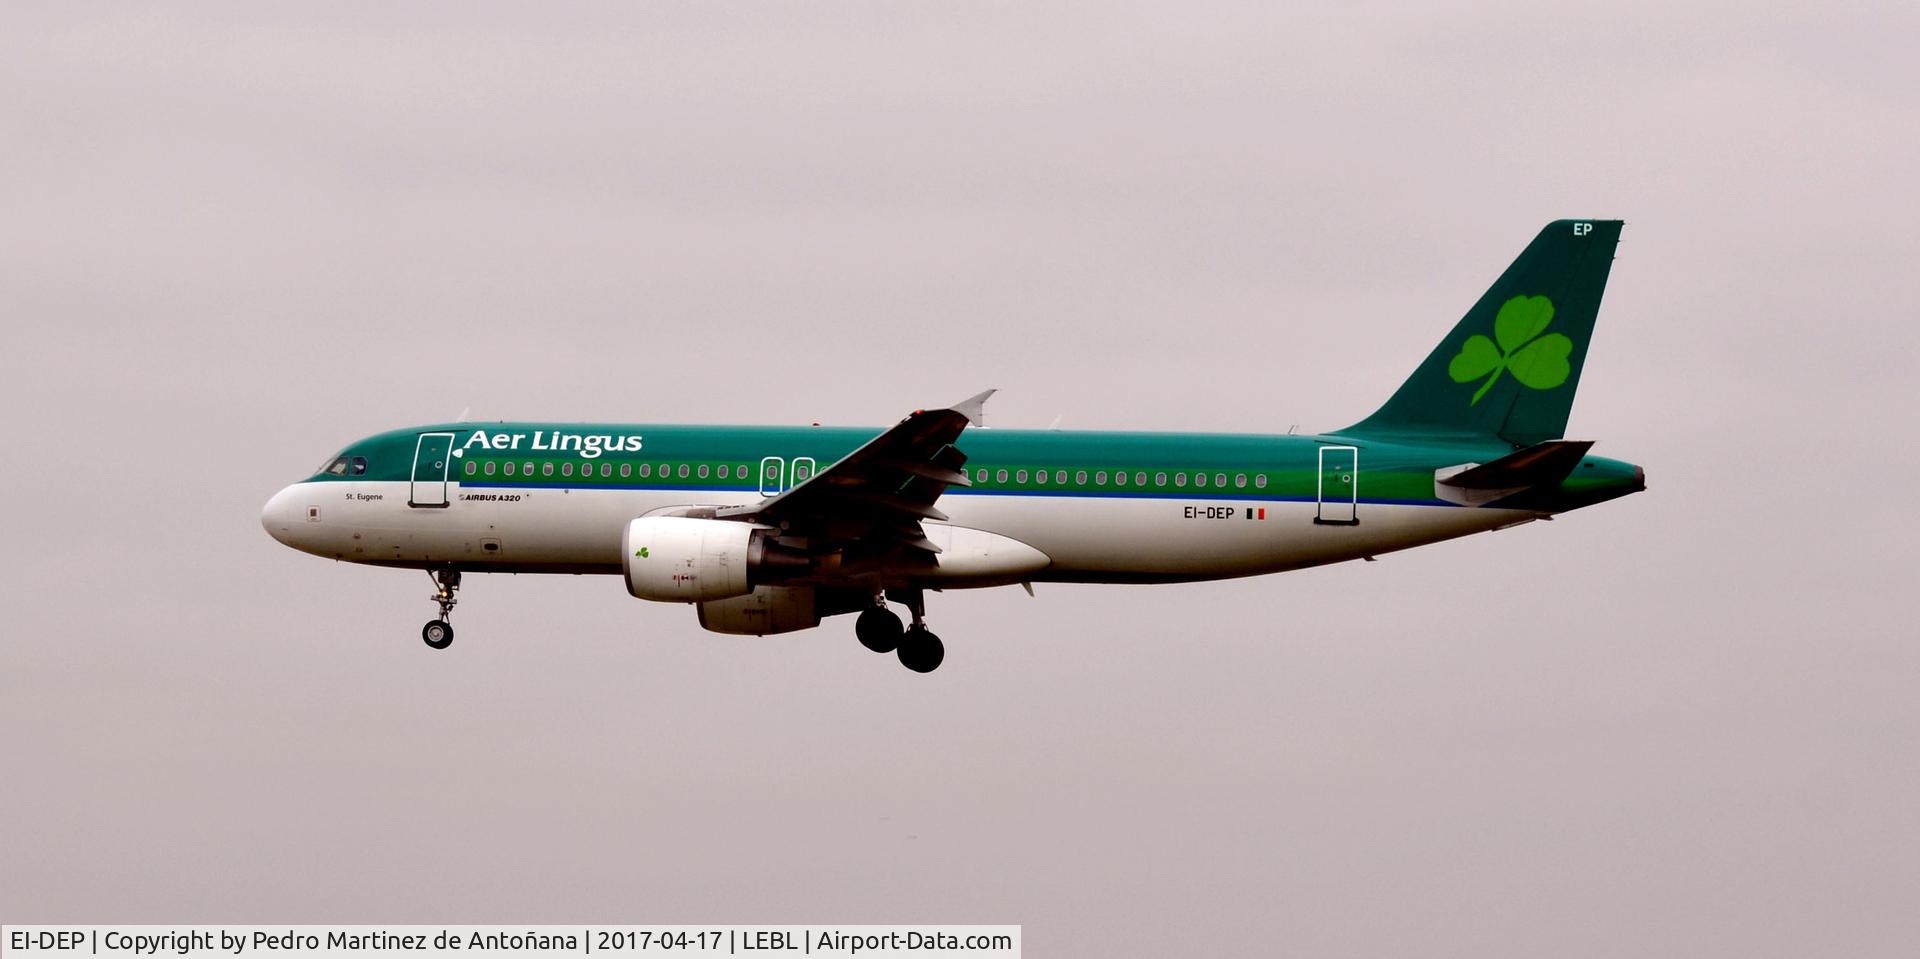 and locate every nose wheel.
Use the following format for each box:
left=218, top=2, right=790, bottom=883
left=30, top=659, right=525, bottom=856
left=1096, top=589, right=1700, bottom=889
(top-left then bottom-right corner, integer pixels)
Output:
left=422, top=569, right=460, bottom=650
left=422, top=618, right=454, bottom=649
